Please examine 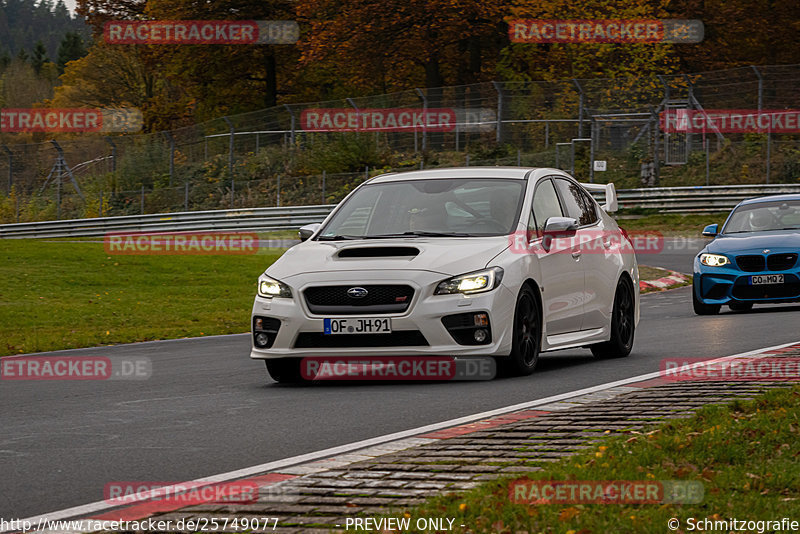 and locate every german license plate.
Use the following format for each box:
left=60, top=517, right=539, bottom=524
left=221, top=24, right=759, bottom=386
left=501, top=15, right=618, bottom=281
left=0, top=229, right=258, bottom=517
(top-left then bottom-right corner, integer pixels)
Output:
left=750, top=274, right=784, bottom=285
left=324, top=318, right=392, bottom=335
